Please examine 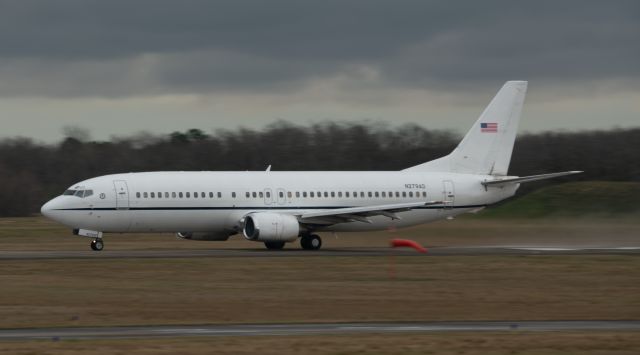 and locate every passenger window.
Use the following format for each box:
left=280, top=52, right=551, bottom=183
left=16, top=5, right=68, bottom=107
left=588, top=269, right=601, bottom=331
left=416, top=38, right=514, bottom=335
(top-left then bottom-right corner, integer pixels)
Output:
left=310, top=192, right=315, bottom=198
left=165, top=192, right=169, bottom=198
left=296, top=192, right=300, bottom=198
left=246, top=192, right=250, bottom=198
left=303, top=192, right=308, bottom=198
left=232, top=192, right=236, bottom=198
left=266, top=191, right=271, bottom=198
left=259, top=192, right=264, bottom=198
left=330, top=192, right=334, bottom=197
left=172, top=192, right=177, bottom=198
left=345, top=192, right=349, bottom=197
left=323, top=192, right=328, bottom=198
left=409, top=191, right=414, bottom=197
left=402, top=192, right=407, bottom=197
left=136, top=192, right=141, bottom=198
left=279, top=191, right=284, bottom=198
left=192, top=192, right=197, bottom=198
left=317, top=191, right=321, bottom=197
left=368, top=192, right=372, bottom=198
left=388, top=191, right=393, bottom=198
left=179, top=192, right=183, bottom=198
left=287, top=191, right=292, bottom=198
left=375, top=192, right=379, bottom=197
left=209, top=192, right=213, bottom=198
left=187, top=192, right=192, bottom=198
left=338, top=191, right=342, bottom=197
left=395, top=192, right=400, bottom=197
left=150, top=192, right=155, bottom=198
left=422, top=191, right=427, bottom=197
left=381, top=192, right=386, bottom=197
left=218, top=192, right=222, bottom=198
left=143, top=192, right=148, bottom=198
left=252, top=192, right=257, bottom=198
